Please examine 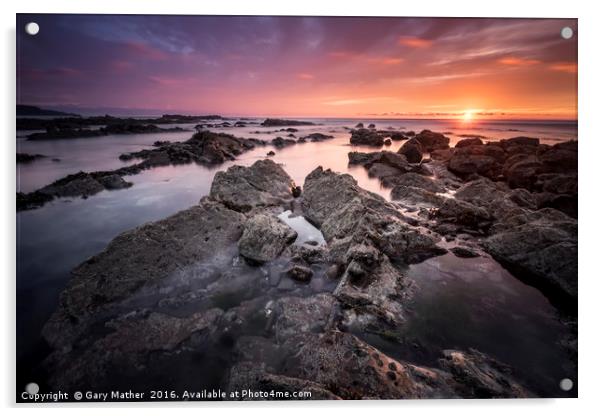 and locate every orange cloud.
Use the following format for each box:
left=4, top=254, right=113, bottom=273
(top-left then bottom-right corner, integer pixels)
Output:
left=379, top=58, right=404, bottom=65
left=398, top=36, right=432, bottom=48
left=498, top=57, right=541, bottom=66
left=549, top=62, right=577, bottom=74
left=297, top=73, right=314, bottom=80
